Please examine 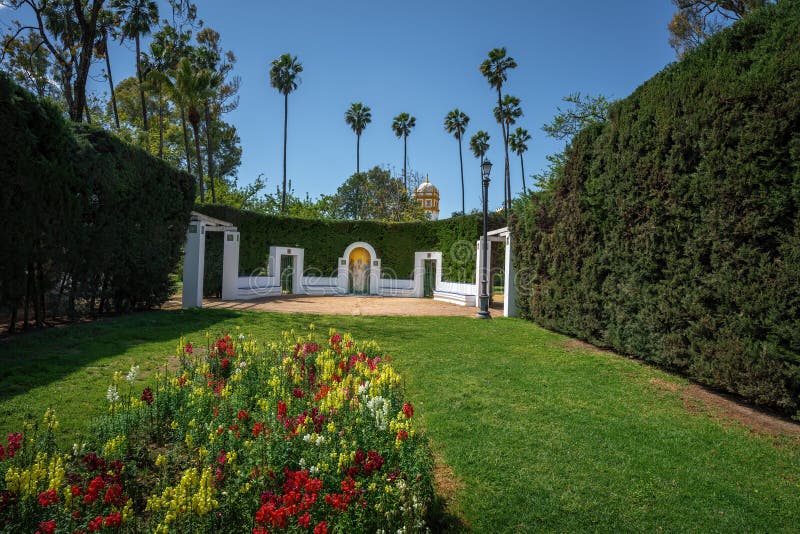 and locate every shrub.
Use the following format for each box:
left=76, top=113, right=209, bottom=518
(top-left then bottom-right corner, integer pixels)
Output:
left=513, top=1, right=800, bottom=414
